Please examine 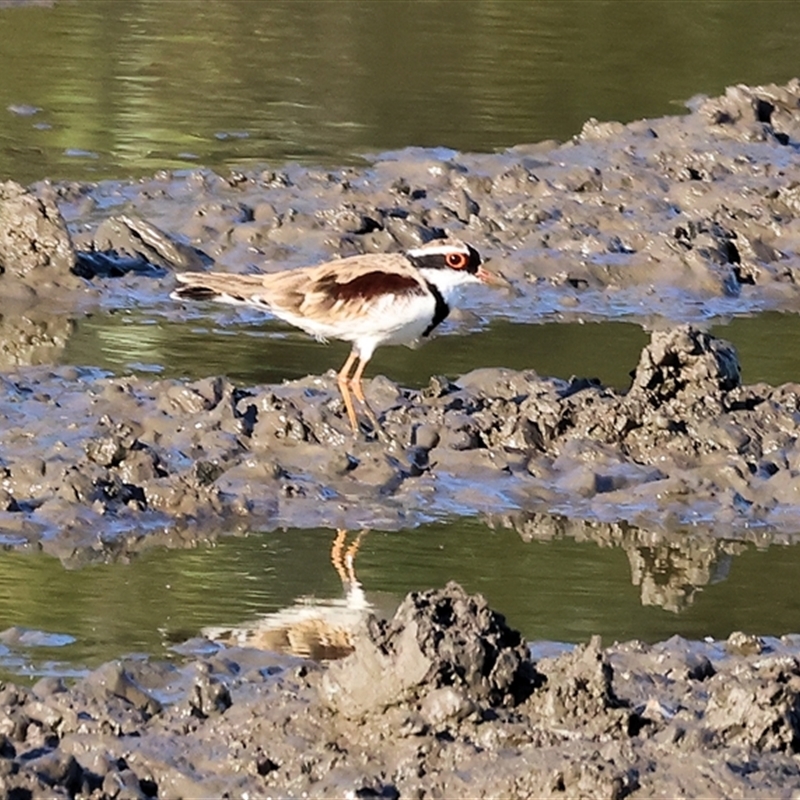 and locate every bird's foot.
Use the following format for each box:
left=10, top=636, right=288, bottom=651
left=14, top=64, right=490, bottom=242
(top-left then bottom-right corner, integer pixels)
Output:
left=357, top=400, right=394, bottom=446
